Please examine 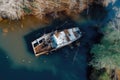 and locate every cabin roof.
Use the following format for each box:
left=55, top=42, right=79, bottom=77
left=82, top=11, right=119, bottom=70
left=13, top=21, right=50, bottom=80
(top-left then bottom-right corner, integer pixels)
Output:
left=52, top=27, right=81, bottom=47
left=53, top=31, right=68, bottom=45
